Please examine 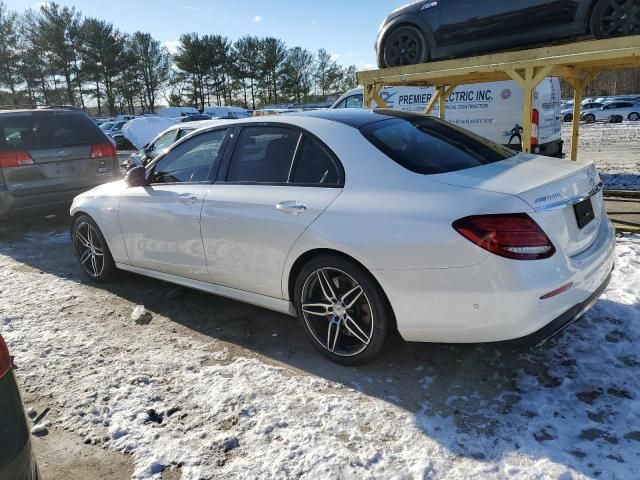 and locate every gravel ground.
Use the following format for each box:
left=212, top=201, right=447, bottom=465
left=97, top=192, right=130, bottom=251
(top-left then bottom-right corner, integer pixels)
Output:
left=0, top=123, right=638, bottom=480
